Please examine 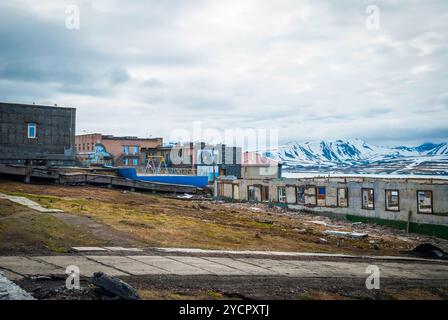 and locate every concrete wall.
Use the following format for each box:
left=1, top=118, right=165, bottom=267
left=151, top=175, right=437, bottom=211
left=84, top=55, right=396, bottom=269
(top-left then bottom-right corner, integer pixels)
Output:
left=0, top=102, right=76, bottom=165
left=241, top=165, right=279, bottom=179
left=217, top=176, right=448, bottom=238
